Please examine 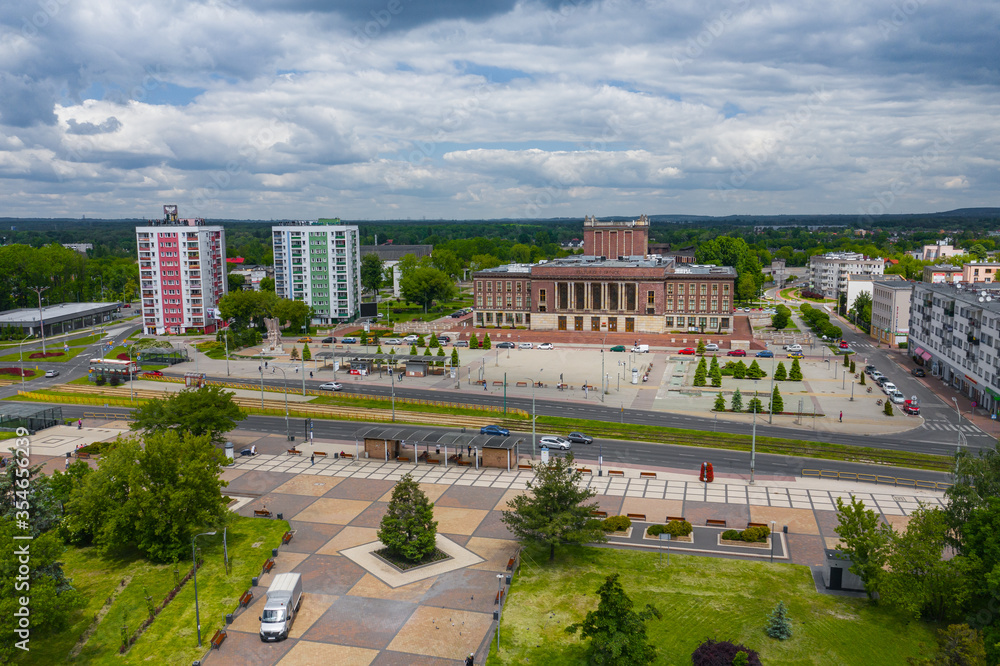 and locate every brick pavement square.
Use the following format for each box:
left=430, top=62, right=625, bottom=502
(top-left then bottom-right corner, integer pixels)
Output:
left=347, top=573, right=436, bottom=603
left=377, top=483, right=451, bottom=503
left=225, top=469, right=297, bottom=496
left=349, top=502, right=389, bottom=529
left=292, top=498, right=372, bottom=525
left=296, top=553, right=368, bottom=596
left=324, top=478, right=397, bottom=500
left=302, top=595, right=417, bottom=649
left=466, top=537, right=518, bottom=573
left=283, top=523, right=344, bottom=555
left=682, top=501, right=749, bottom=527
left=287, top=593, right=339, bottom=639
left=278, top=642, right=379, bottom=665
left=317, top=527, right=380, bottom=556
left=248, top=493, right=322, bottom=521
left=202, top=629, right=295, bottom=665
left=273, top=475, right=344, bottom=496
left=748, top=506, right=821, bottom=535
left=370, top=650, right=465, bottom=665
left=434, top=507, right=488, bottom=536
left=422, top=568, right=505, bottom=613
left=386, top=606, right=493, bottom=661
left=470, top=511, right=514, bottom=540
left=784, top=532, right=828, bottom=566
left=619, top=498, right=684, bottom=523
left=436, top=485, right=506, bottom=510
